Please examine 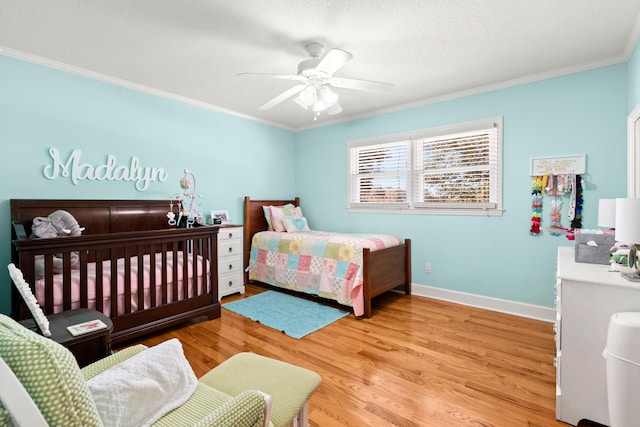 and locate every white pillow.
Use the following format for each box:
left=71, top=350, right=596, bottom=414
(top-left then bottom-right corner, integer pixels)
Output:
left=282, top=216, right=311, bottom=232
left=86, top=339, right=198, bottom=427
